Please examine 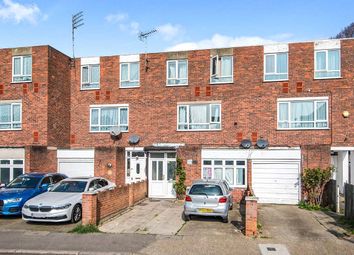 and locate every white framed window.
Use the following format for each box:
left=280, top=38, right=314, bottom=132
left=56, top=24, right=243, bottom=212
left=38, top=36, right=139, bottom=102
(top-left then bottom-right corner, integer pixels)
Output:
left=314, top=49, right=340, bottom=79
left=120, top=62, right=139, bottom=88
left=0, top=159, right=24, bottom=185
left=12, top=56, right=32, bottom=82
left=177, top=103, right=221, bottom=131
left=202, top=159, right=247, bottom=188
left=210, top=55, right=233, bottom=84
left=167, top=59, right=188, bottom=85
left=81, top=64, right=100, bottom=89
left=90, top=105, right=129, bottom=132
left=277, top=97, right=329, bottom=129
left=0, top=102, right=22, bottom=130
left=264, top=52, right=288, bottom=81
